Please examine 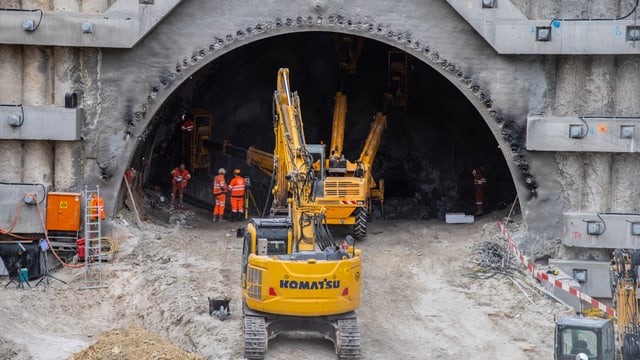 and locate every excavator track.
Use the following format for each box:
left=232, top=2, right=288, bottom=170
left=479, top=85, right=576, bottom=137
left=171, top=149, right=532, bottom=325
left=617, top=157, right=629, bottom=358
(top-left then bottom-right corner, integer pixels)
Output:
left=353, top=208, right=368, bottom=239
left=336, top=318, right=361, bottom=359
left=243, top=315, right=267, bottom=360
